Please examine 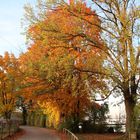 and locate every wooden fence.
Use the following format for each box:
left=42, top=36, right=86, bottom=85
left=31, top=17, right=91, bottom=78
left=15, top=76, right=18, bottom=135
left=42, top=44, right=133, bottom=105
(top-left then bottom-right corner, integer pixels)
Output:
left=0, top=120, right=19, bottom=140
left=63, top=128, right=79, bottom=140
